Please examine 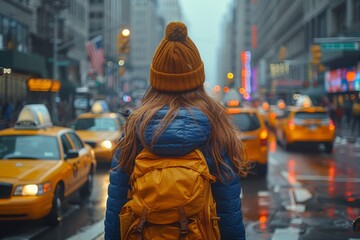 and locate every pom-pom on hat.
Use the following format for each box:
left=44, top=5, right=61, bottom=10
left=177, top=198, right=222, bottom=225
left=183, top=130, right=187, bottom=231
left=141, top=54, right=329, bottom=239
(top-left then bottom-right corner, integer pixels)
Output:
left=150, top=22, right=205, bottom=92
